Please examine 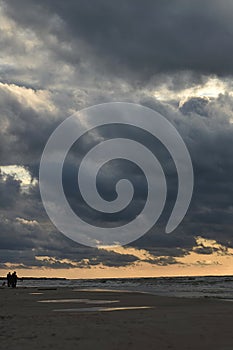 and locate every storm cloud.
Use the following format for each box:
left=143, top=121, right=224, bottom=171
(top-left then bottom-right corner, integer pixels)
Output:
left=4, top=0, right=233, bottom=81
left=0, top=0, right=232, bottom=270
